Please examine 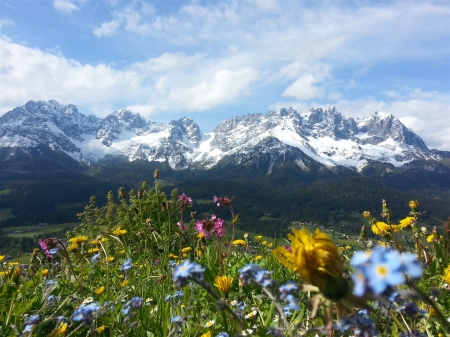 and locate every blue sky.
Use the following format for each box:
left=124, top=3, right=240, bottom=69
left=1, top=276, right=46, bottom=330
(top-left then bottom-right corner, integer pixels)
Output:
left=0, top=0, right=449, bottom=150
